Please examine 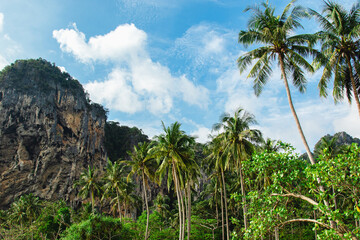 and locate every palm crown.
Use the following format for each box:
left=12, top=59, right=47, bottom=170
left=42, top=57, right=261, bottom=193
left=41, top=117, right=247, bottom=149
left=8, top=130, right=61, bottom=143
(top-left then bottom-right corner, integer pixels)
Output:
left=310, top=1, right=360, bottom=116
